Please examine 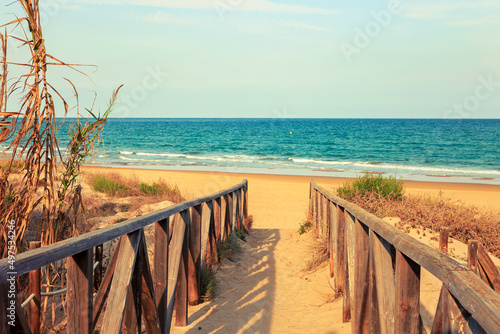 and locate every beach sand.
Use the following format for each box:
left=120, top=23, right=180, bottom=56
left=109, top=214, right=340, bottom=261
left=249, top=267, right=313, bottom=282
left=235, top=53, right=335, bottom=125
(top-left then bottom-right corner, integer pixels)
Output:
left=84, top=167, right=500, bottom=333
